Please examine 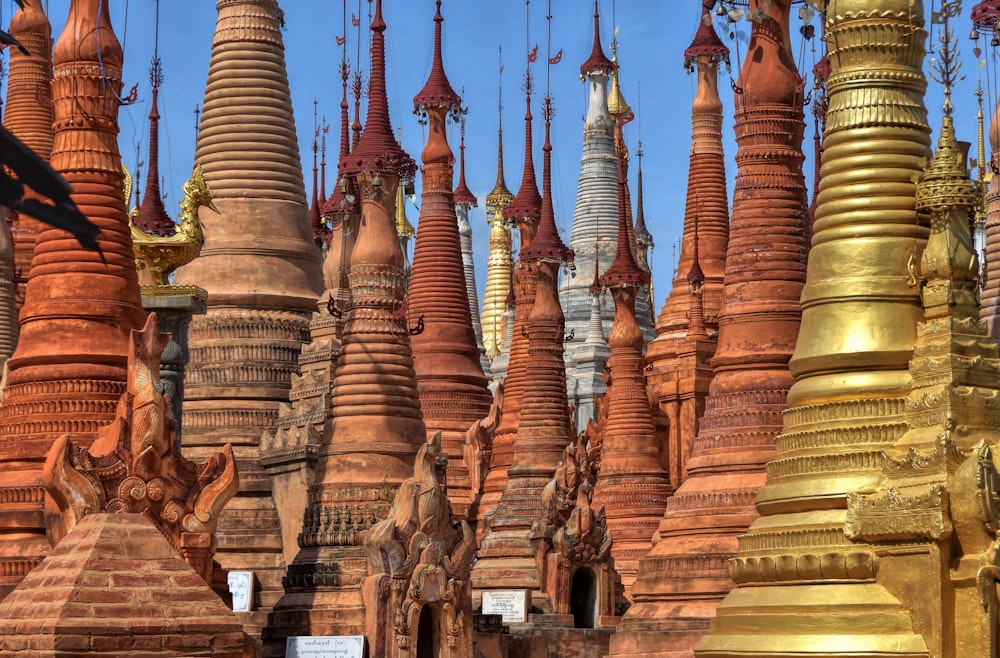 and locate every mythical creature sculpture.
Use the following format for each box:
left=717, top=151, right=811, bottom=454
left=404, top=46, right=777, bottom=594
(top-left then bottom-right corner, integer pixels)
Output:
left=363, top=432, right=476, bottom=658
left=464, top=380, right=503, bottom=501
left=130, top=164, right=216, bottom=286
left=43, top=313, right=239, bottom=583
